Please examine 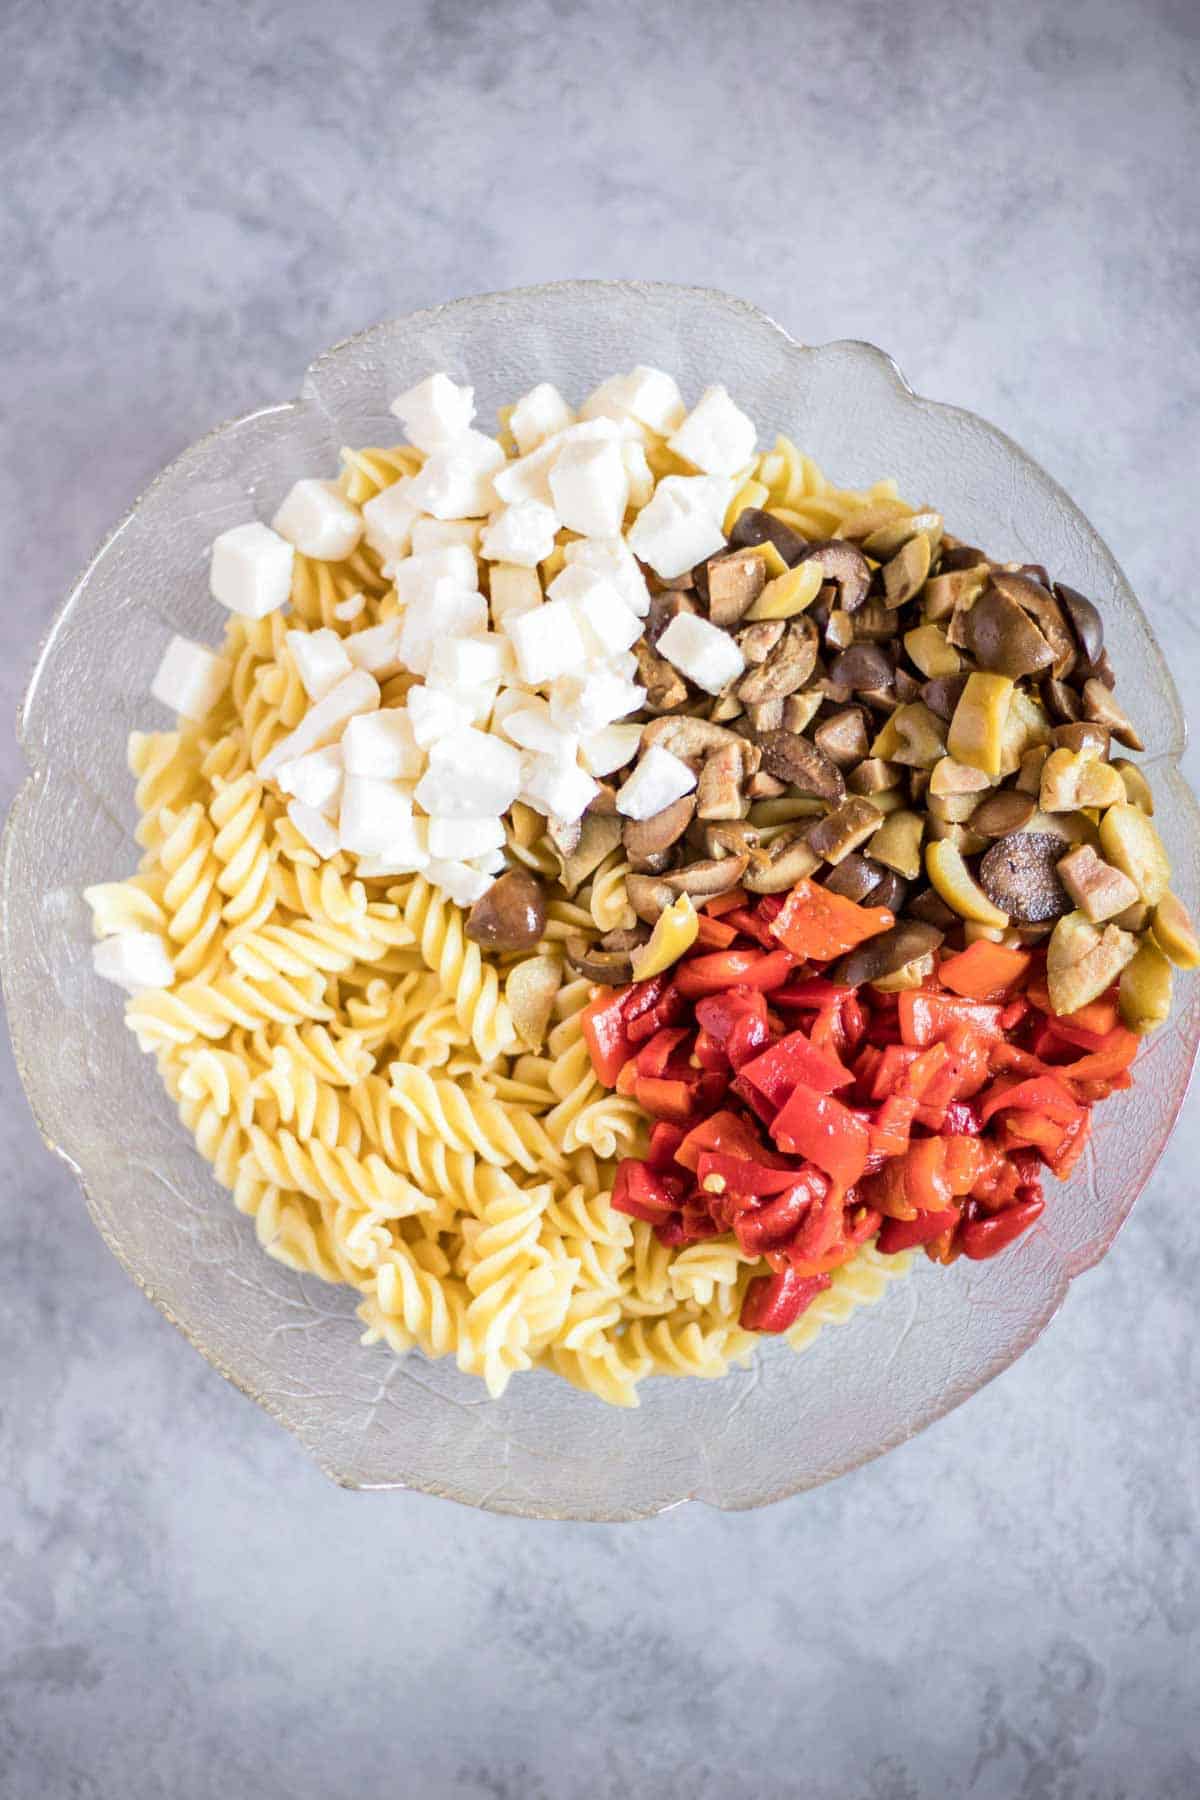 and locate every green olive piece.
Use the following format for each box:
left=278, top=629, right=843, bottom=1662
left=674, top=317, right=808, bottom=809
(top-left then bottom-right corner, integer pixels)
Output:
left=1098, top=803, right=1171, bottom=905
left=1119, top=937, right=1173, bottom=1034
